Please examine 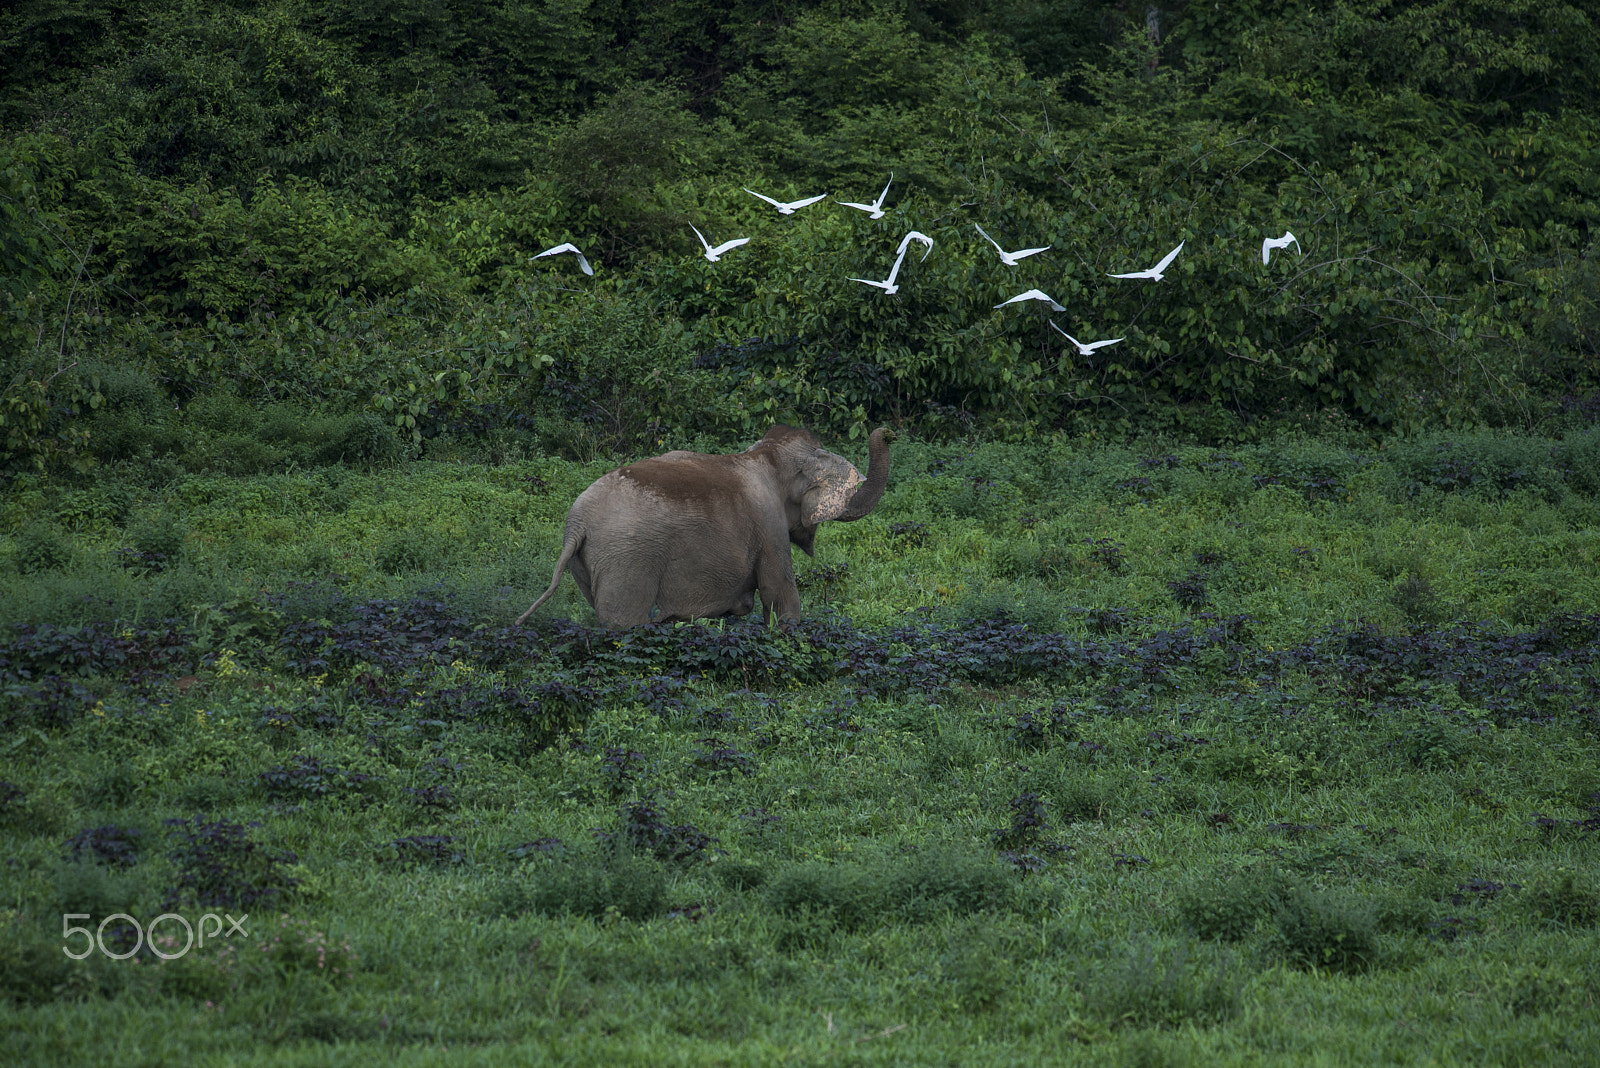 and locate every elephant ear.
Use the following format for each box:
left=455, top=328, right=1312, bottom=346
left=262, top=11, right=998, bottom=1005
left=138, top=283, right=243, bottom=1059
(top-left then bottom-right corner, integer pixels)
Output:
left=800, top=459, right=865, bottom=527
